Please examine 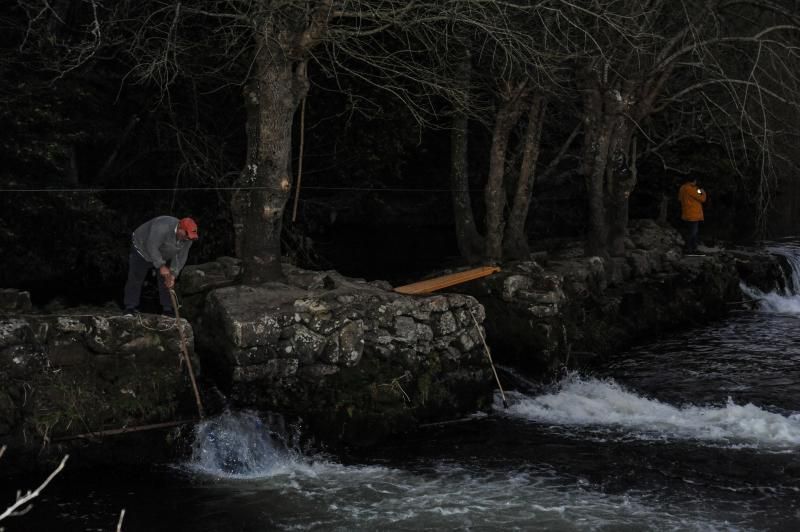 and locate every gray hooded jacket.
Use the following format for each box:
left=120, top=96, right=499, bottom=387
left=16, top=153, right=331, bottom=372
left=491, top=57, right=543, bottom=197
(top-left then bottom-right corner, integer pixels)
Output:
left=132, top=216, right=193, bottom=275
